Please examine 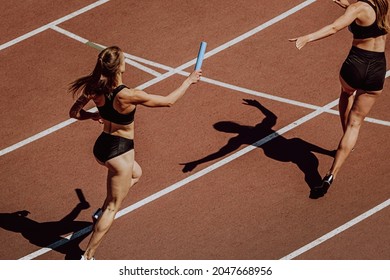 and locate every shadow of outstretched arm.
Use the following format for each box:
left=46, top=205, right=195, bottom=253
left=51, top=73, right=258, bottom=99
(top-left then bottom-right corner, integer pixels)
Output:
left=181, top=136, right=241, bottom=172
left=243, top=99, right=277, bottom=129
